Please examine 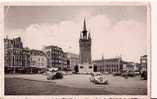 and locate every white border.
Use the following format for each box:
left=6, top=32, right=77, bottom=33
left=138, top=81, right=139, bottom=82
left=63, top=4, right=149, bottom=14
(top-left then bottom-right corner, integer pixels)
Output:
left=0, top=1, right=151, bottom=99
left=151, top=1, right=157, bottom=98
